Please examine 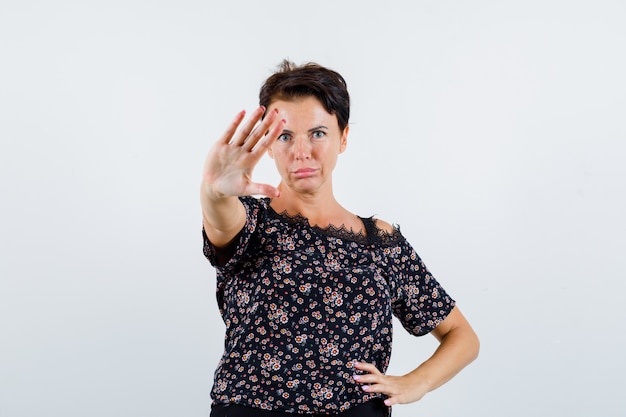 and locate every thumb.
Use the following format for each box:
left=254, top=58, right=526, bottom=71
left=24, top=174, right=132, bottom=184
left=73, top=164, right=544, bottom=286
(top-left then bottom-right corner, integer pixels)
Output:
left=247, top=182, right=280, bottom=198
